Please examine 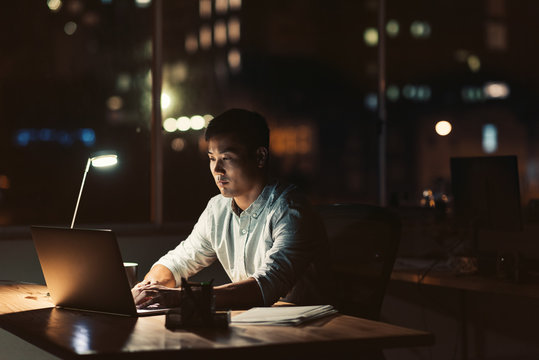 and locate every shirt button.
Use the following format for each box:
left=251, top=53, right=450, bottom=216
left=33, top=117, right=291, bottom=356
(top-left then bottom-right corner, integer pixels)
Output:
left=253, top=213, right=257, bottom=217
left=241, top=229, right=247, bottom=234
